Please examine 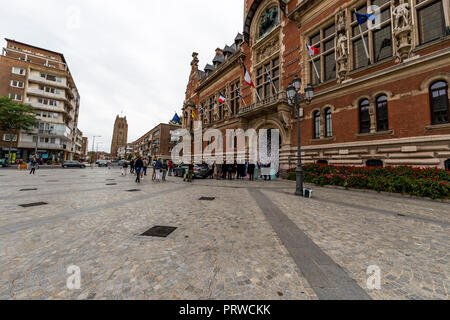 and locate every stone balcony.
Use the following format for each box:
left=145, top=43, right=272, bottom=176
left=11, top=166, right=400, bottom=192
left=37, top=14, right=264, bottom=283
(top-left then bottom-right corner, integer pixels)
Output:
left=238, top=91, right=289, bottom=119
